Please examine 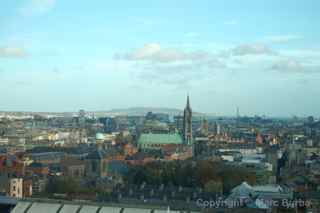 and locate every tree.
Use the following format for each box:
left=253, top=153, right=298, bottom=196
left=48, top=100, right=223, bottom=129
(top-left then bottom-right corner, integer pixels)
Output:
left=204, top=180, right=223, bottom=194
left=196, top=160, right=219, bottom=185
left=219, top=166, right=256, bottom=194
left=46, top=177, right=81, bottom=194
